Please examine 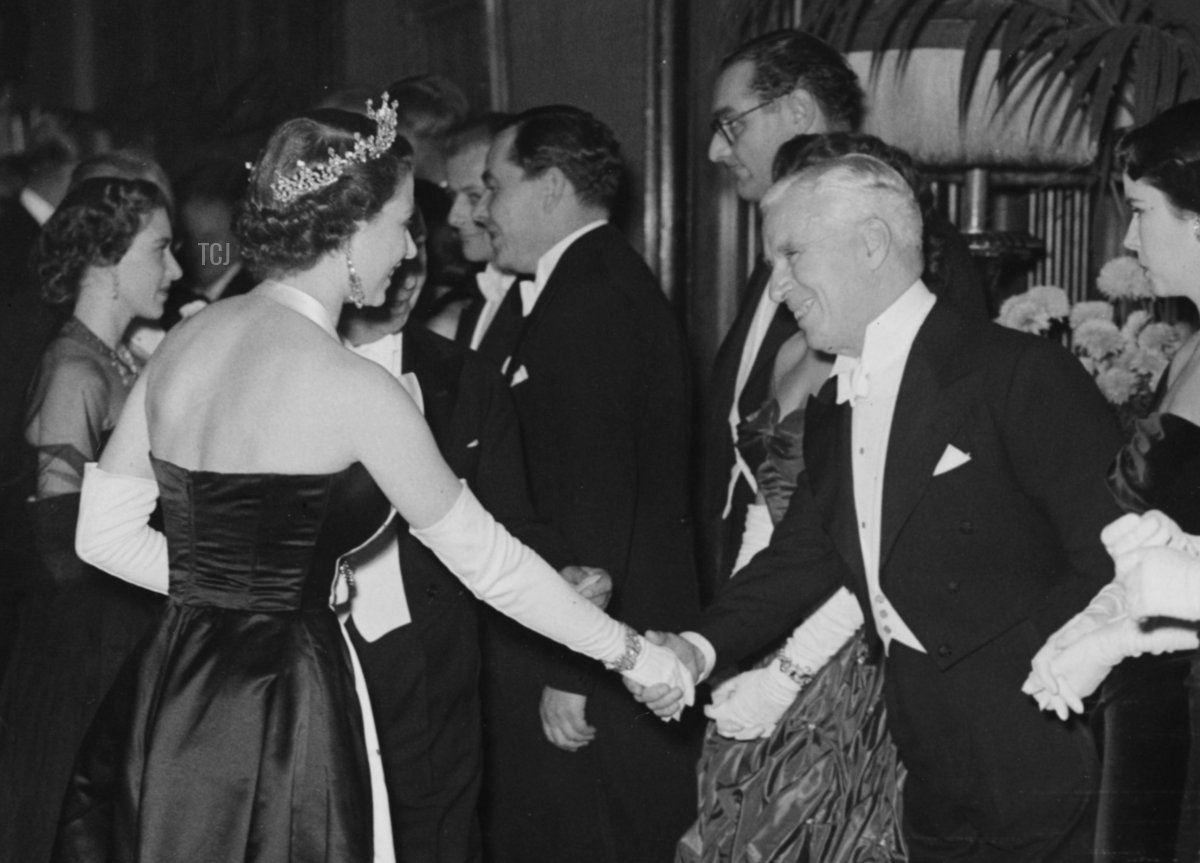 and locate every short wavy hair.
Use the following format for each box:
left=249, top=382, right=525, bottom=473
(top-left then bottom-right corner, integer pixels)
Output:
left=721, top=30, right=864, bottom=133
left=773, top=132, right=949, bottom=280
left=236, top=108, right=414, bottom=278
left=1118, top=99, right=1200, bottom=217
left=31, top=176, right=168, bottom=306
left=504, top=106, right=623, bottom=210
